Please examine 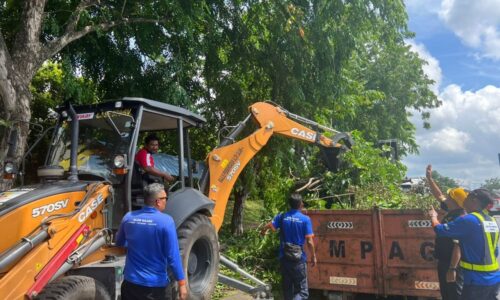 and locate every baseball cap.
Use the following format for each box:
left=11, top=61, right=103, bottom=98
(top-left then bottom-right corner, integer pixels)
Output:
left=468, top=188, right=495, bottom=209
